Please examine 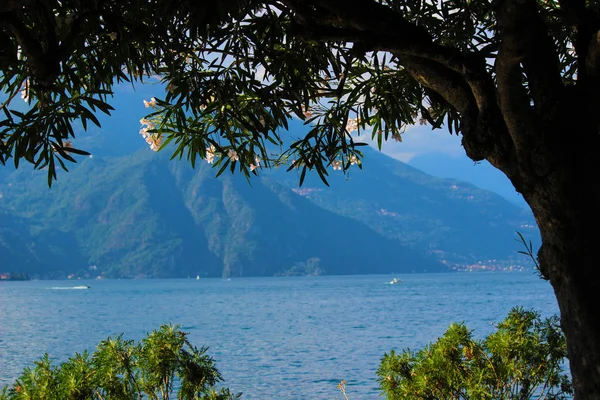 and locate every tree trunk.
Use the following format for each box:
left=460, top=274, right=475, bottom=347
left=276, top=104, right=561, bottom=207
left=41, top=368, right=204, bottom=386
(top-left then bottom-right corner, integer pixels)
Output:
left=536, top=200, right=600, bottom=399
left=518, top=120, right=600, bottom=399
left=552, top=249, right=600, bottom=399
